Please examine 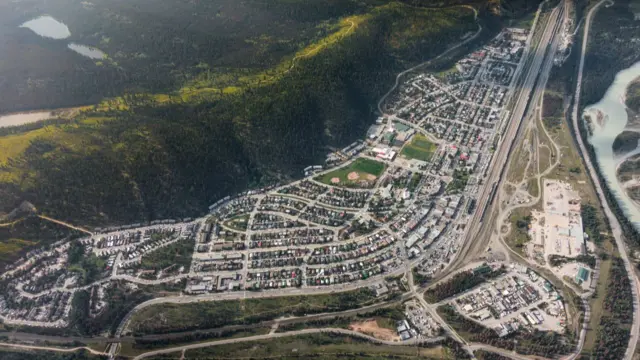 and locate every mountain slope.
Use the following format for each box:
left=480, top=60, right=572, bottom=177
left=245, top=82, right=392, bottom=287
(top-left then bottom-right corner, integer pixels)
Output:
left=0, top=2, right=484, bottom=228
